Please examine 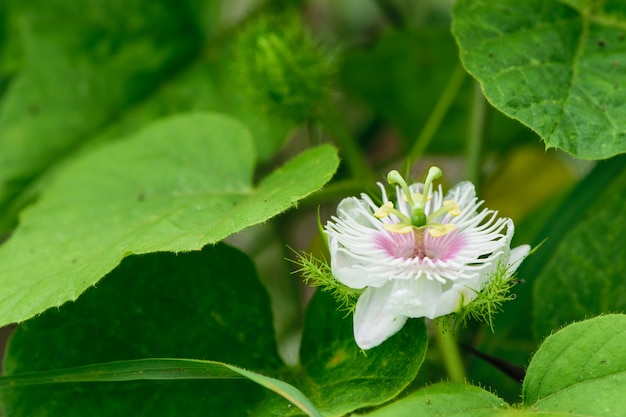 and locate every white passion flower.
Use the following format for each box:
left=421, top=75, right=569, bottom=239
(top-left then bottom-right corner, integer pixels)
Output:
left=325, top=167, right=530, bottom=350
